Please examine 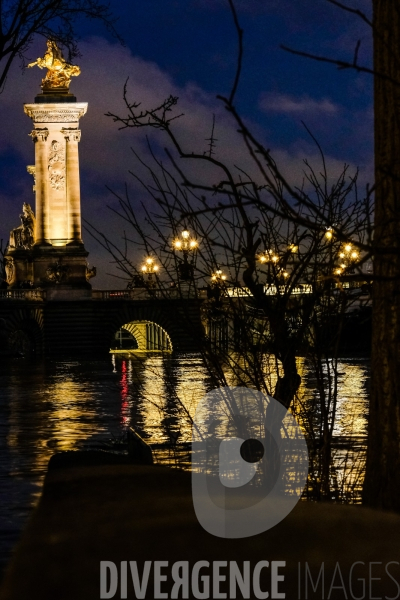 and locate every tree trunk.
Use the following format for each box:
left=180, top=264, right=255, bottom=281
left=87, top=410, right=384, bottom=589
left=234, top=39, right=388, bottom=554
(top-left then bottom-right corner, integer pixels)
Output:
left=363, top=0, right=400, bottom=509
